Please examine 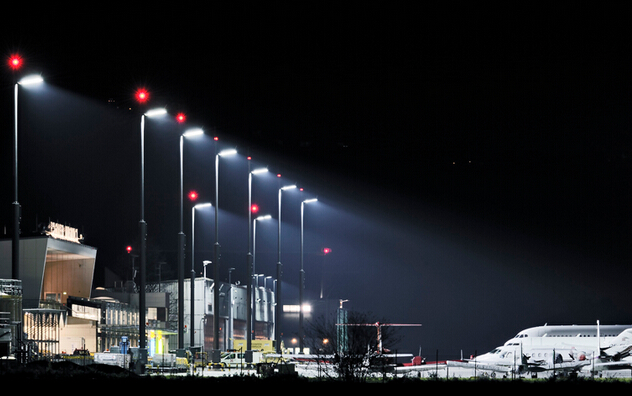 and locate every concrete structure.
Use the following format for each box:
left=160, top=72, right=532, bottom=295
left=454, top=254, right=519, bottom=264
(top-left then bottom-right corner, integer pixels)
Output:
left=1, top=228, right=97, bottom=359
left=1, top=225, right=278, bottom=362
left=138, top=278, right=276, bottom=354
left=0, top=234, right=97, bottom=309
